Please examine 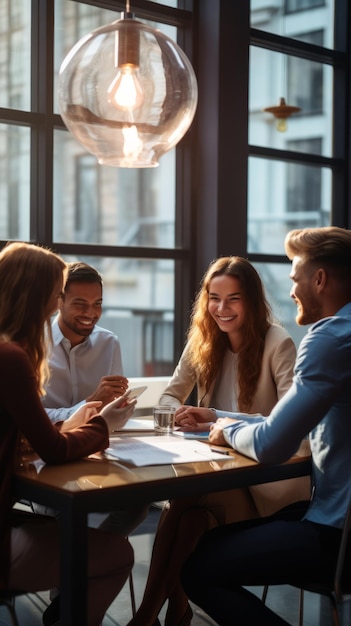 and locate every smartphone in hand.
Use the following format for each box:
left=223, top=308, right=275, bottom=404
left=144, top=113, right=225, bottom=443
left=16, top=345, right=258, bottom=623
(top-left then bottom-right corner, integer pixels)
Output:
left=103, top=385, right=147, bottom=413
left=124, top=385, right=148, bottom=400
